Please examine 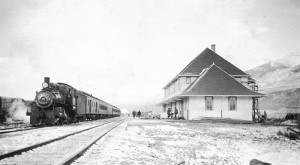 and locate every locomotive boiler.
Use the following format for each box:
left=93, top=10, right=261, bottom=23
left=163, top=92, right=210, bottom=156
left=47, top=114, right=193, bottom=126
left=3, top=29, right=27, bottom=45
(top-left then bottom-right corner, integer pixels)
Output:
left=28, top=77, right=121, bottom=125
